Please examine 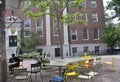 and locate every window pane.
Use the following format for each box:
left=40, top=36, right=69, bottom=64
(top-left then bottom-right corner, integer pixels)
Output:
left=24, top=18, right=31, bottom=37
left=37, top=18, right=43, bottom=36
left=92, top=13, right=98, bottom=22
left=94, top=28, right=99, bottom=39
left=81, top=13, right=87, bottom=21
left=72, top=47, right=77, bottom=54
left=71, top=29, right=77, bottom=40
left=53, top=19, right=58, bottom=35
left=82, top=29, right=88, bottom=39
left=90, top=1, right=97, bottom=8
left=84, top=46, right=88, bottom=53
